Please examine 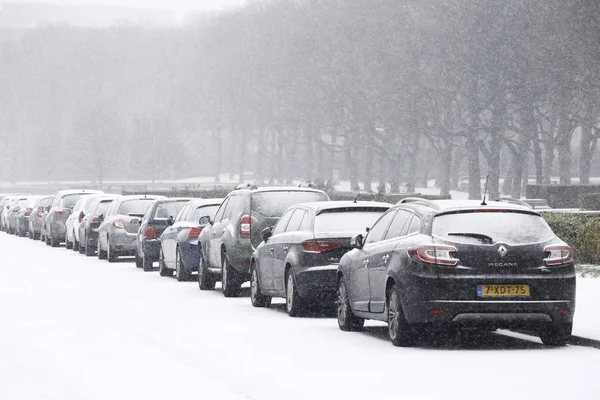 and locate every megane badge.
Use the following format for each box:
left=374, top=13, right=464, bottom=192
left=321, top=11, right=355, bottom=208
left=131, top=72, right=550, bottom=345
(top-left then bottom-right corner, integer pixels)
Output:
left=498, top=245, right=508, bottom=258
